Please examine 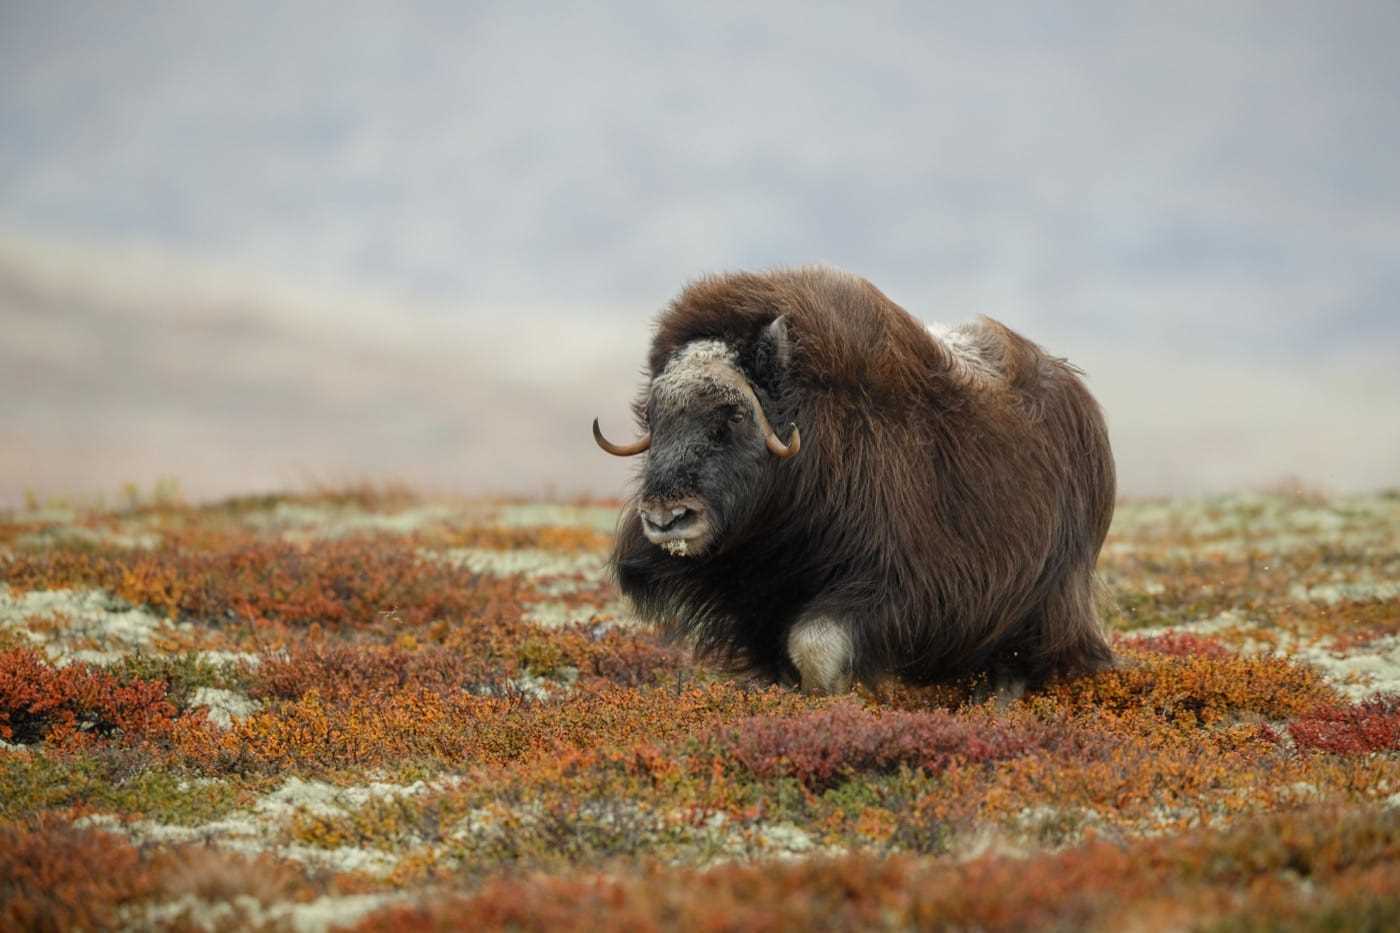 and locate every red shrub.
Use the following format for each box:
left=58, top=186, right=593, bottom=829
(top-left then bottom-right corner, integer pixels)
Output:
left=583, top=634, right=687, bottom=686
left=1289, top=695, right=1400, bottom=754
left=0, top=648, right=177, bottom=747
left=1121, top=632, right=1232, bottom=659
left=714, top=701, right=1052, bottom=789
